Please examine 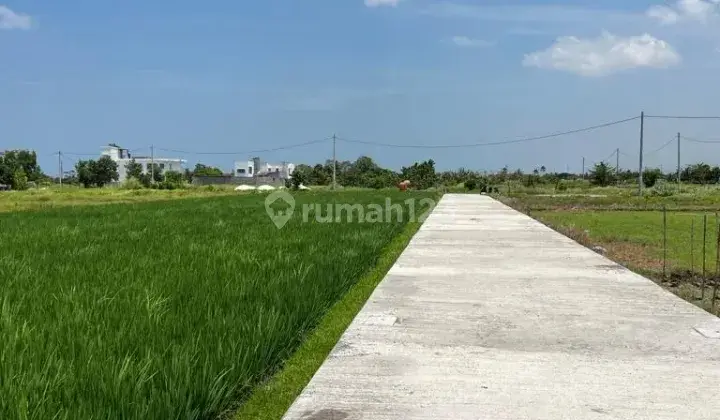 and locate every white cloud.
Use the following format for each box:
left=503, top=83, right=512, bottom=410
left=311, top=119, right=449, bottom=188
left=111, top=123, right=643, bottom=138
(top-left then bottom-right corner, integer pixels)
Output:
left=647, top=6, right=680, bottom=24
left=647, top=0, right=720, bottom=24
left=364, top=0, right=401, bottom=8
left=451, top=36, right=494, bottom=48
left=0, top=5, right=31, bottom=30
left=523, top=32, right=681, bottom=77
